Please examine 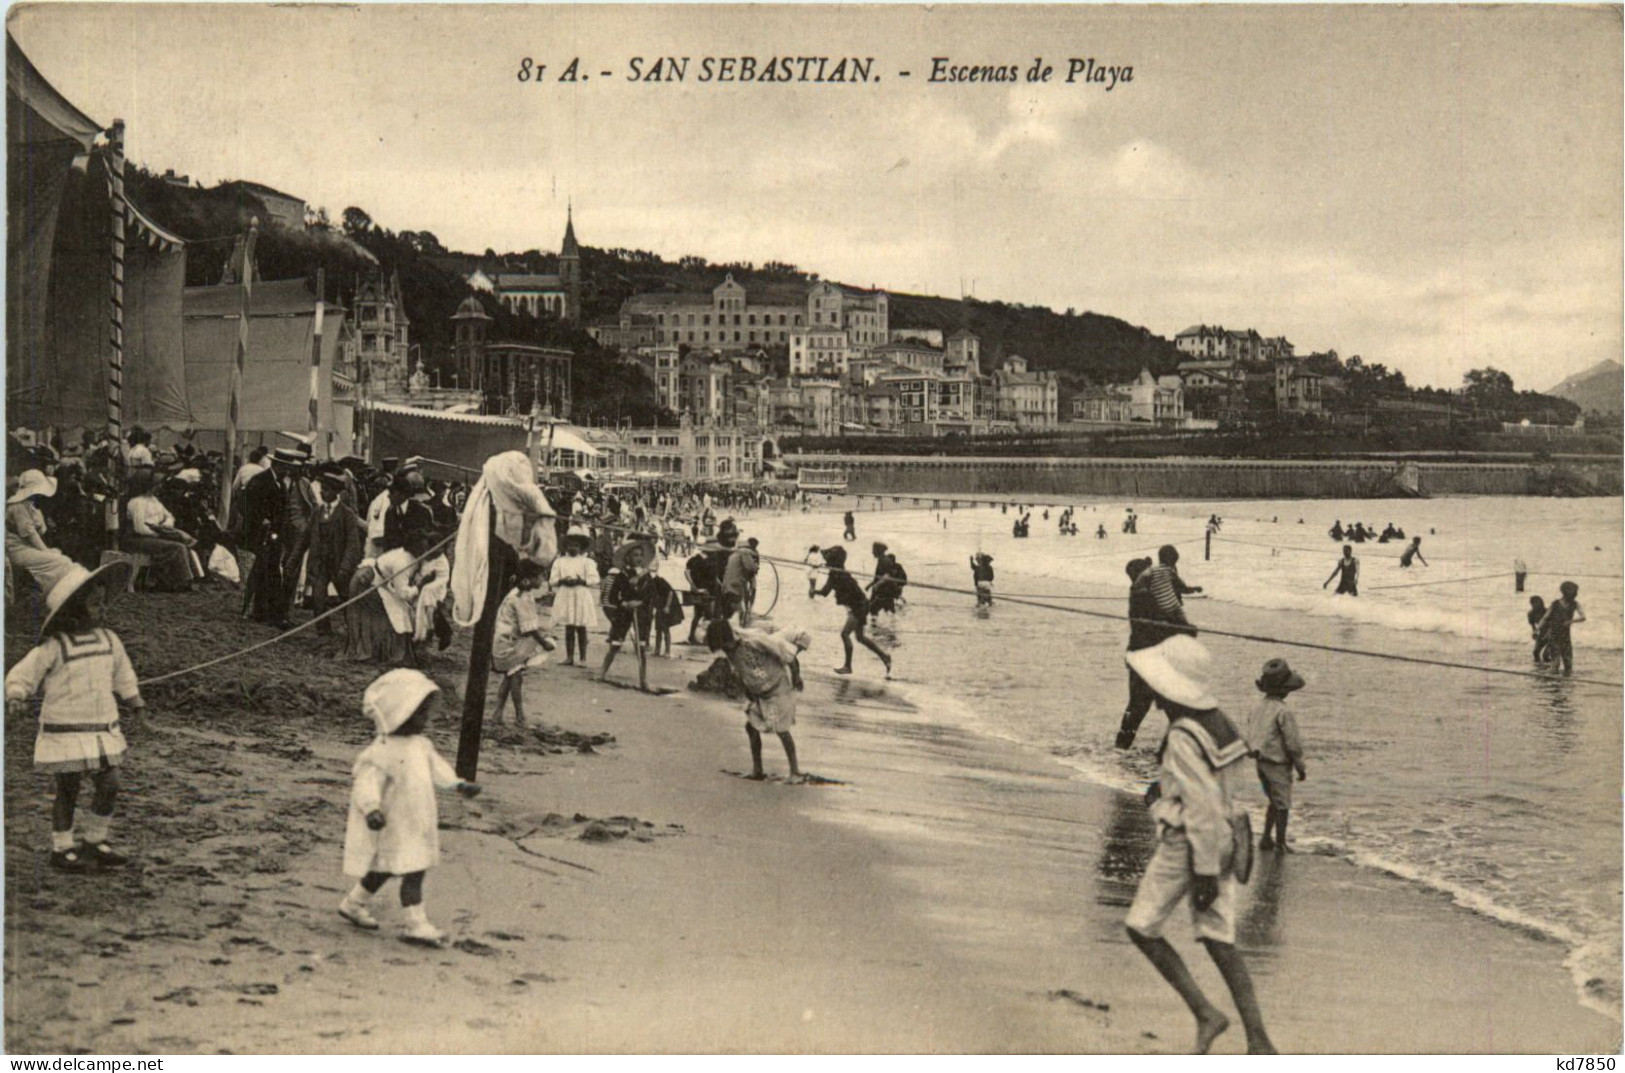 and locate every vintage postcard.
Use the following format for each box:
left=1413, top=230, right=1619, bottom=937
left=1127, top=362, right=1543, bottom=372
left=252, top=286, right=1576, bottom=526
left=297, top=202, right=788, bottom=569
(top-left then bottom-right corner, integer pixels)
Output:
left=4, top=2, right=1621, bottom=1057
